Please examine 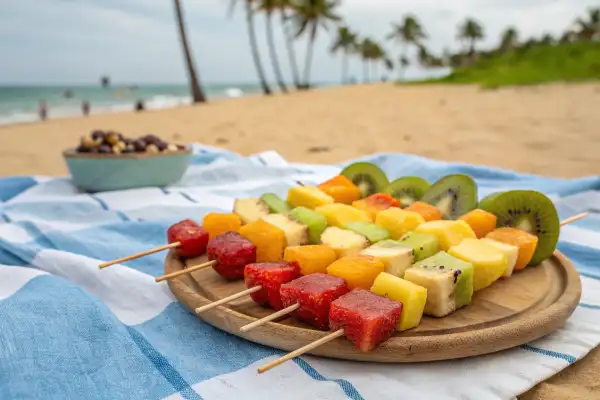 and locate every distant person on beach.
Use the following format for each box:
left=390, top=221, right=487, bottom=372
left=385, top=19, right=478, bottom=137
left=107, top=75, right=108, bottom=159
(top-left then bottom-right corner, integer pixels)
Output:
left=82, top=101, right=90, bottom=116
left=135, top=100, right=145, bottom=112
left=38, top=101, right=47, bottom=121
